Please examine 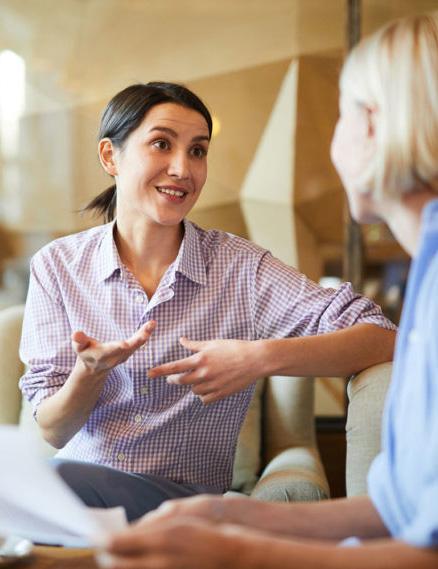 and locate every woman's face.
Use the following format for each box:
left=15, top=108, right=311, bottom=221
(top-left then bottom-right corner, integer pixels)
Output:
left=330, top=93, right=380, bottom=223
left=103, top=102, right=210, bottom=228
